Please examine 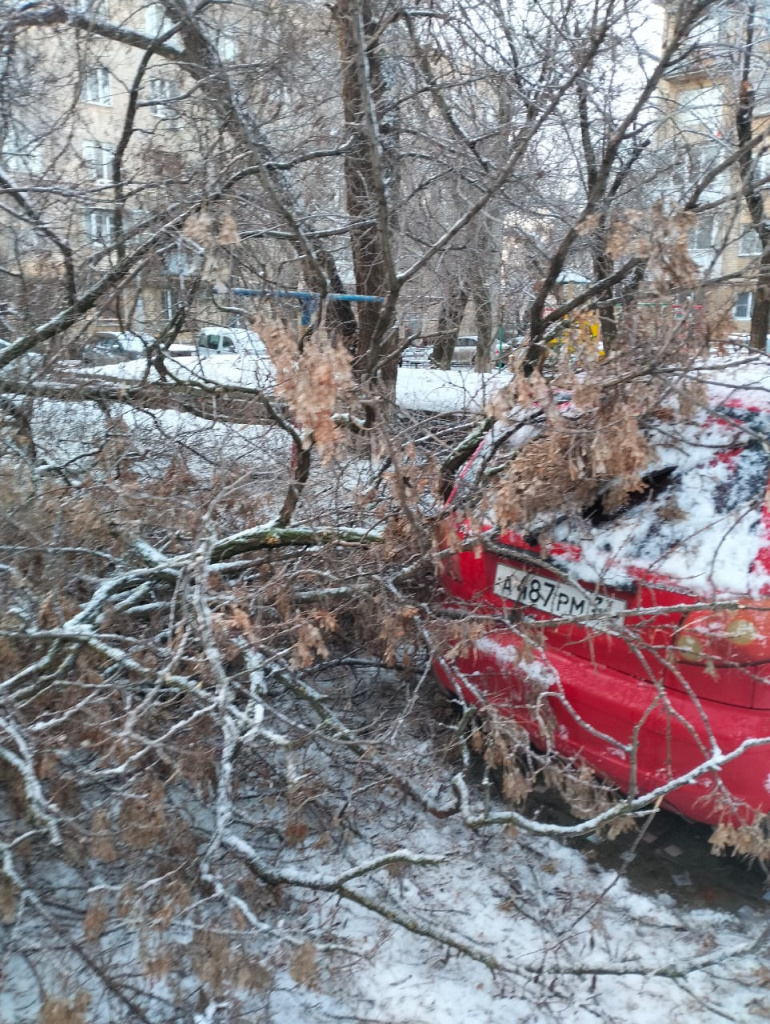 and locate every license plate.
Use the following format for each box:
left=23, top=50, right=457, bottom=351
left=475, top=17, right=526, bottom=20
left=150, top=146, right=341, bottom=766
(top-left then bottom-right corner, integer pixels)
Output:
left=493, top=563, right=625, bottom=618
